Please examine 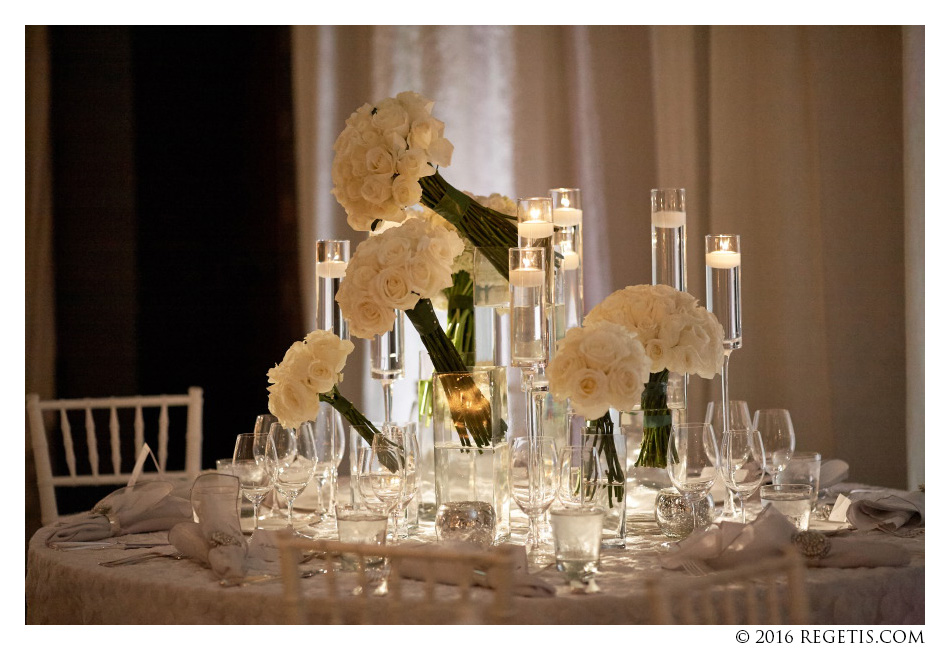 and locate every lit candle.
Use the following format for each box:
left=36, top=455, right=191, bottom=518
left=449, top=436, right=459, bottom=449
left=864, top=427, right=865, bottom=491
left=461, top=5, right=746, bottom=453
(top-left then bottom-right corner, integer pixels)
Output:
left=316, top=260, right=348, bottom=278
left=652, top=209, right=686, bottom=228
left=518, top=220, right=555, bottom=239
left=705, top=250, right=741, bottom=269
left=561, top=251, right=579, bottom=270
left=553, top=207, right=582, bottom=227
left=509, top=267, right=545, bottom=287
